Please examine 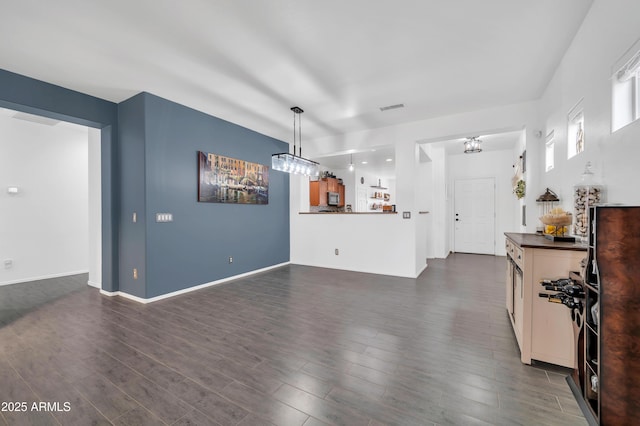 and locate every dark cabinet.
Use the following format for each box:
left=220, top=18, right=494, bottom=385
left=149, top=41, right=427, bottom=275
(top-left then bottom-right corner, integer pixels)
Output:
left=571, top=206, right=640, bottom=425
